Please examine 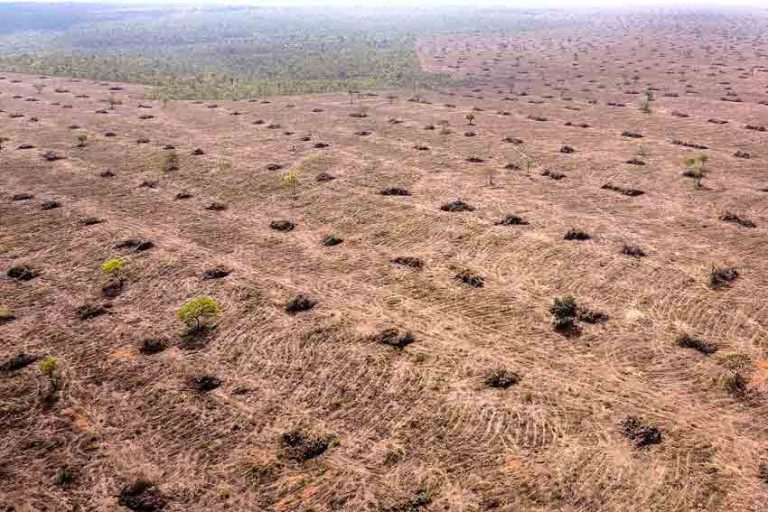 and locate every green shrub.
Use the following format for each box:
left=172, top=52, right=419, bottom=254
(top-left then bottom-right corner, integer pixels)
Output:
left=101, top=258, right=125, bottom=275
left=0, top=306, right=14, bottom=322
left=550, top=295, right=578, bottom=332
left=39, top=355, right=59, bottom=377
left=177, top=296, right=221, bottom=332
